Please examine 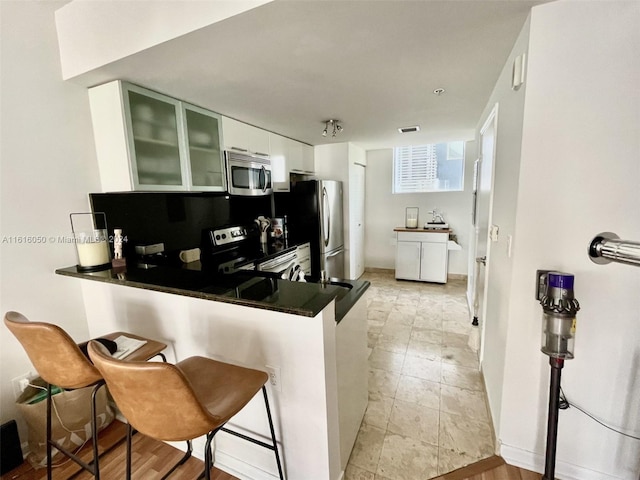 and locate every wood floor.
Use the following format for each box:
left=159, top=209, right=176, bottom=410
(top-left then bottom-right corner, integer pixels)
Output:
left=2, top=422, right=539, bottom=480
left=429, top=456, right=541, bottom=480
left=1, top=421, right=237, bottom=480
